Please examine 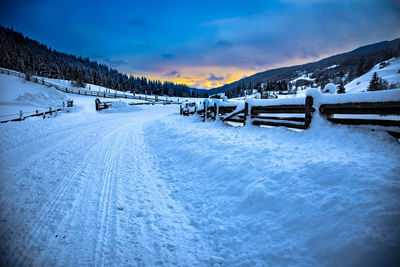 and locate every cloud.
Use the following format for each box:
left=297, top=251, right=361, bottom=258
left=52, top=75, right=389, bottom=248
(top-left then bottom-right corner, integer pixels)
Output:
left=128, top=18, right=145, bottom=27
left=161, top=53, right=175, bottom=59
left=216, top=40, right=233, bottom=47
left=104, top=58, right=128, bottom=66
left=208, top=73, right=224, bottom=81
left=165, top=70, right=180, bottom=77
